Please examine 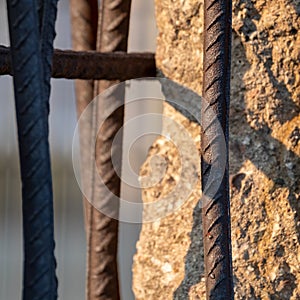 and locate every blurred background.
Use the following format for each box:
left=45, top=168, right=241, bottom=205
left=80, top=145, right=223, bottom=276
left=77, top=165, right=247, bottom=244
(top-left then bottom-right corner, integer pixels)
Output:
left=0, top=0, right=161, bottom=299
